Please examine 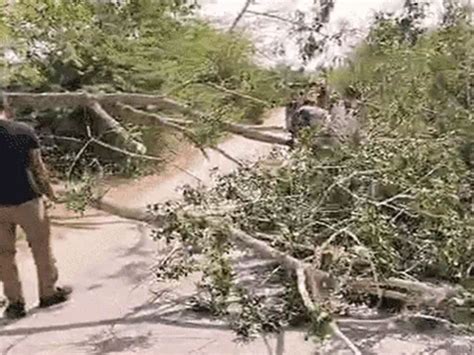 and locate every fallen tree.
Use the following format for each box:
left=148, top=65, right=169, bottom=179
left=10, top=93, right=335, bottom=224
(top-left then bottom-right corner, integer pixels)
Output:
left=2, top=0, right=302, bottom=175
left=93, top=192, right=471, bottom=354
left=4, top=3, right=473, bottom=353
left=88, top=10, right=474, bottom=352
left=2, top=90, right=293, bottom=177
left=3, top=91, right=292, bottom=151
